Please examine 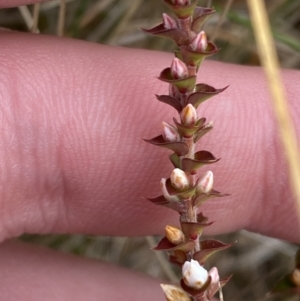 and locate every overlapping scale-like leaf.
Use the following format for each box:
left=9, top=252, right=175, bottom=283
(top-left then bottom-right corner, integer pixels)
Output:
left=181, top=150, right=219, bottom=173
left=156, top=94, right=182, bottom=112
left=181, top=221, right=214, bottom=239
left=187, top=83, right=229, bottom=109
left=154, top=237, right=195, bottom=252
left=165, top=178, right=198, bottom=199
left=142, top=23, right=189, bottom=46
left=193, top=189, right=230, bottom=208
left=159, top=68, right=196, bottom=93
left=192, top=7, right=216, bottom=32
left=193, top=239, right=231, bottom=265
left=180, top=42, right=219, bottom=67
left=147, top=195, right=186, bottom=214
left=144, top=135, right=189, bottom=156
